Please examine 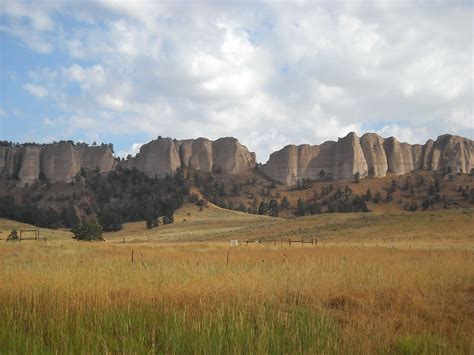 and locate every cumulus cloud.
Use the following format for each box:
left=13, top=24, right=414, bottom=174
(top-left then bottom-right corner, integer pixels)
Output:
left=2, top=0, right=473, bottom=161
left=117, top=142, right=145, bottom=159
